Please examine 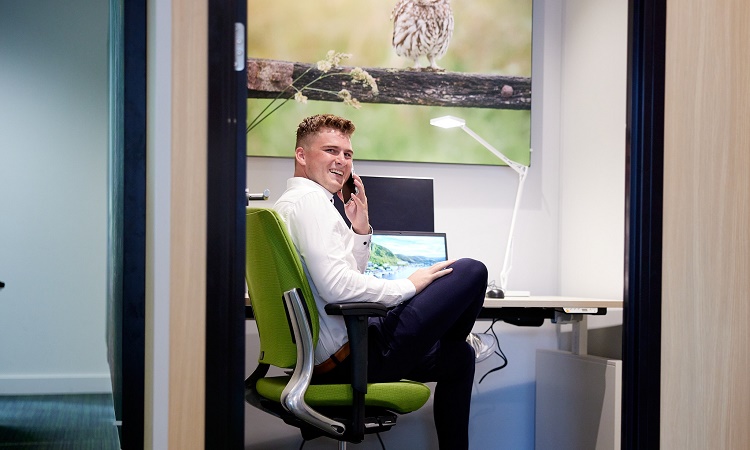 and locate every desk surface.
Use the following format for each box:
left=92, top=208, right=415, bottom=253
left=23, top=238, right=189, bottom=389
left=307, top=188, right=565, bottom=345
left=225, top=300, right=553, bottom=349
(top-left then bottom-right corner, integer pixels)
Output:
left=482, top=295, right=623, bottom=355
left=483, top=295, right=623, bottom=309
